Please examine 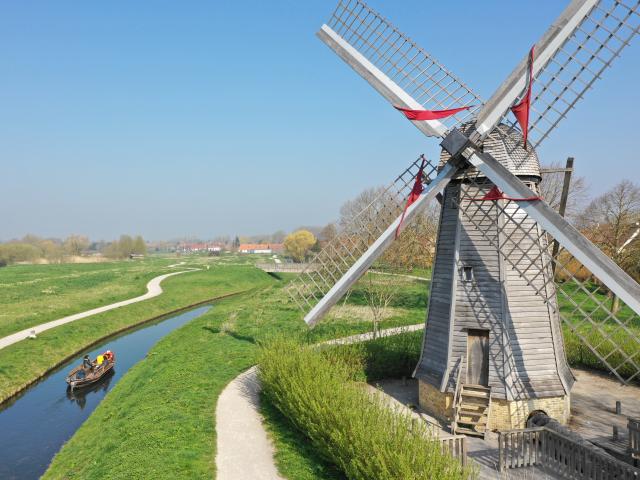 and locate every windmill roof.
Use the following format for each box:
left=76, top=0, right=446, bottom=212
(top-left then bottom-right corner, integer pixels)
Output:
left=440, top=123, right=541, bottom=178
